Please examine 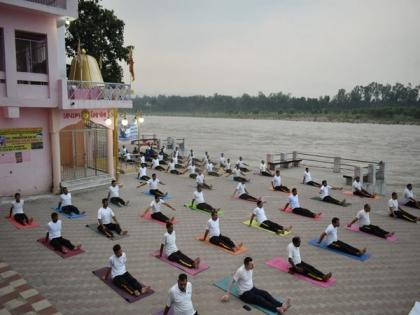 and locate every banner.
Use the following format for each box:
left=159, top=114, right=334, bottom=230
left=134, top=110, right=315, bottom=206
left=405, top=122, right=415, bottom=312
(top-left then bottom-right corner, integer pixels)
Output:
left=0, top=128, right=43, bottom=152
left=118, top=123, right=138, bottom=141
